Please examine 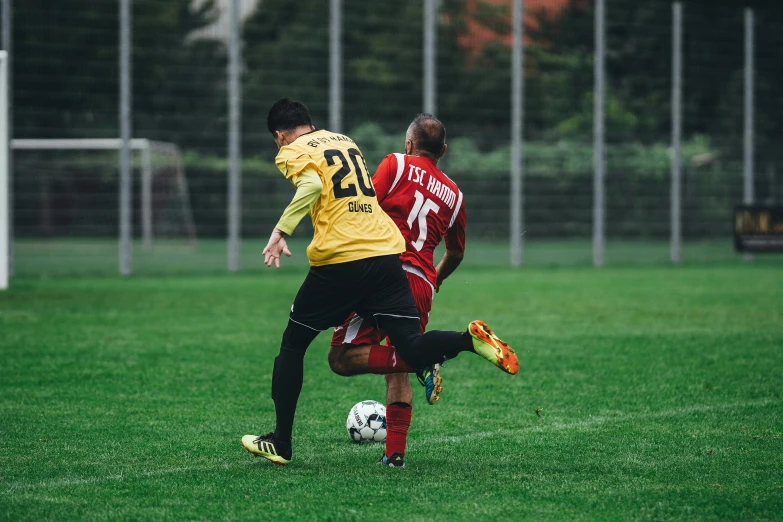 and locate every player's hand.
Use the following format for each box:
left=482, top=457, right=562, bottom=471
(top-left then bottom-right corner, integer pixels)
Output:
left=263, top=228, right=292, bottom=269
left=435, top=278, right=443, bottom=293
